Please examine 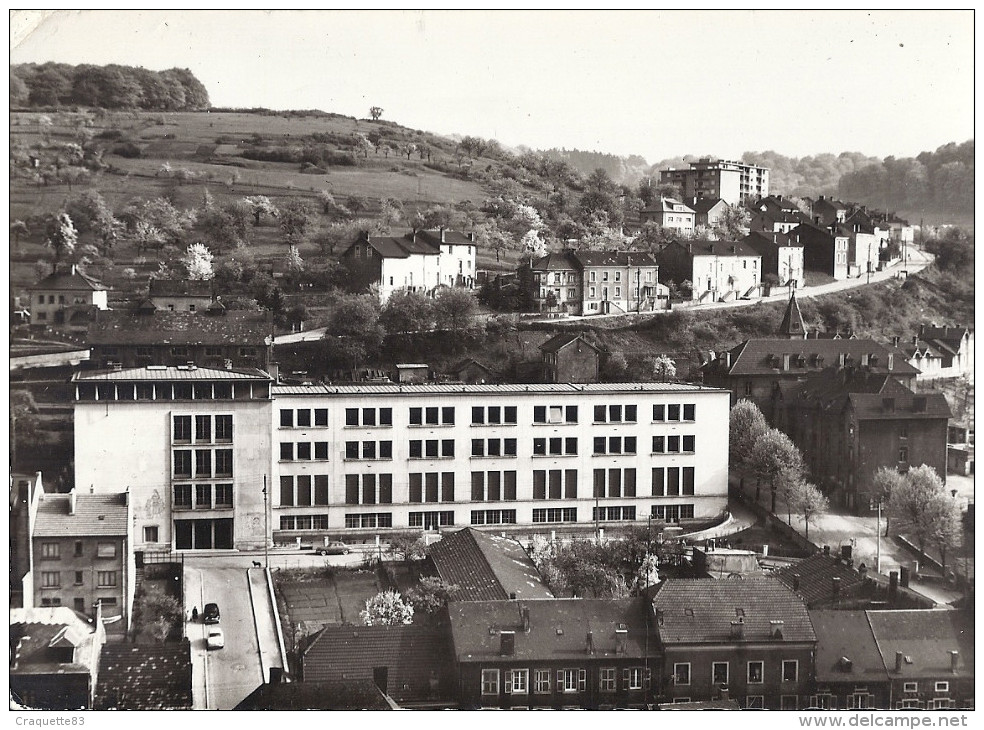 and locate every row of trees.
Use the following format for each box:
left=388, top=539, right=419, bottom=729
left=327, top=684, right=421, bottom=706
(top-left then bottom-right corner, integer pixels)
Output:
left=11, top=63, right=209, bottom=110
